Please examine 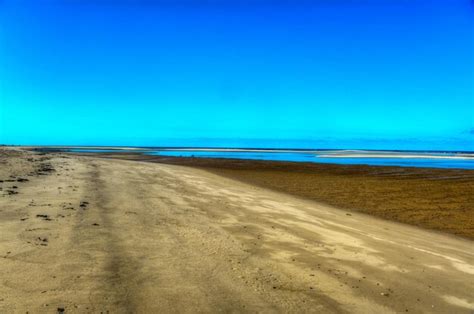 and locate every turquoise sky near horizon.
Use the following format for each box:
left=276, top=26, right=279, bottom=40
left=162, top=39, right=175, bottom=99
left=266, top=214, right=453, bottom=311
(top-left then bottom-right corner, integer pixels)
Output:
left=0, top=0, right=473, bottom=149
